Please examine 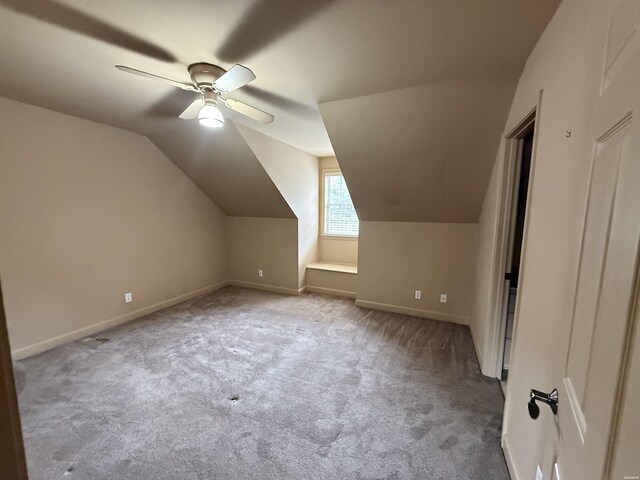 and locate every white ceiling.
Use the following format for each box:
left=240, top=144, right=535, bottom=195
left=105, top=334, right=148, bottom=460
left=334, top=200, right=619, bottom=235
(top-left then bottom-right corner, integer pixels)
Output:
left=0, top=0, right=559, bottom=157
